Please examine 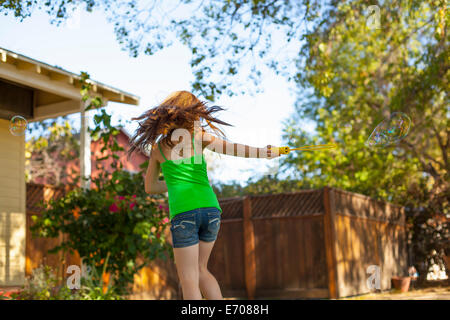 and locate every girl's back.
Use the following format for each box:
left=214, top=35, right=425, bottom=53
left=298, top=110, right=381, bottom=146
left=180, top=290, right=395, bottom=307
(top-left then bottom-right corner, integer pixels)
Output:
left=127, top=90, right=231, bottom=220
left=156, top=128, right=221, bottom=220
